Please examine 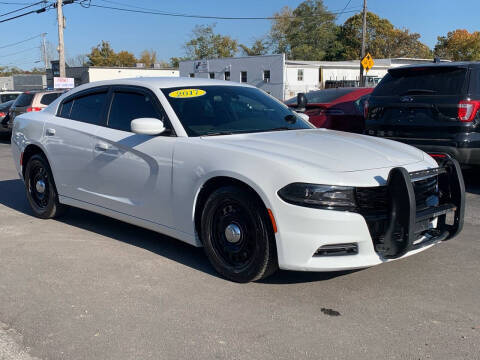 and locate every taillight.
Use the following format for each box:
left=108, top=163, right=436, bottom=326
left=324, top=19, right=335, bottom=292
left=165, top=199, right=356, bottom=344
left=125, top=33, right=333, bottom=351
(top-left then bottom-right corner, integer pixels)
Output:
left=363, top=100, right=369, bottom=119
left=26, top=107, right=42, bottom=112
left=0, top=112, right=5, bottom=117
left=458, top=100, right=480, bottom=122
